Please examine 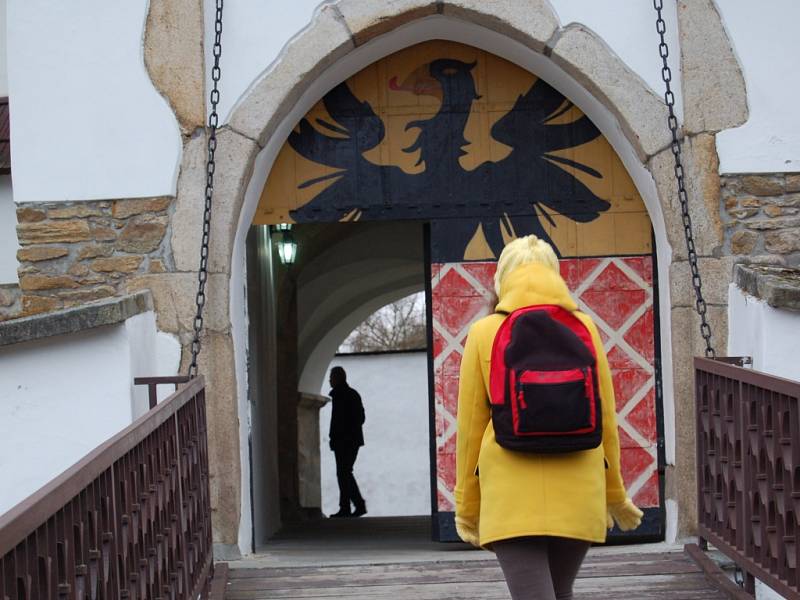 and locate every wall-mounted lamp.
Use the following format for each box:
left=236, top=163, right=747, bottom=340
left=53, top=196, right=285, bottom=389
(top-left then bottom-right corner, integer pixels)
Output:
left=276, top=230, right=297, bottom=265
left=270, top=223, right=297, bottom=265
